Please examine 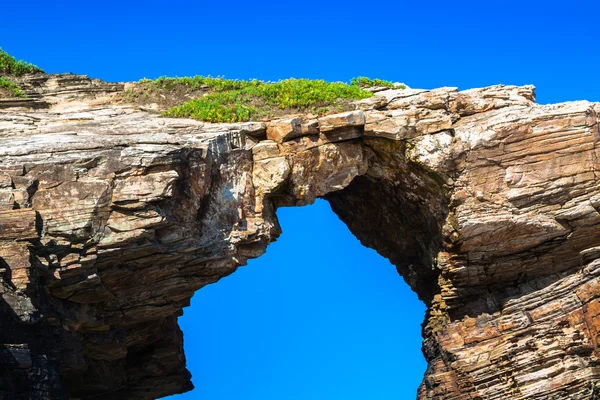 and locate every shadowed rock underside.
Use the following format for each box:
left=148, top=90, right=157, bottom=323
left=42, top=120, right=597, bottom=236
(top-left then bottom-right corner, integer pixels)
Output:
left=1, top=74, right=600, bottom=399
